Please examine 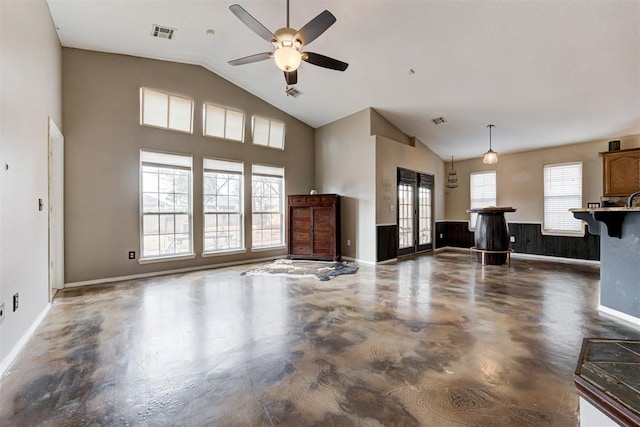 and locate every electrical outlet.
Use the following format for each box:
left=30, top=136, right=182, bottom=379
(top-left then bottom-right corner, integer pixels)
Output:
left=128, top=251, right=136, bottom=259
left=347, top=239, right=351, bottom=247
left=439, top=233, right=444, bottom=239
left=0, top=302, right=5, bottom=324
left=13, top=293, right=19, bottom=312
left=510, top=236, right=516, bottom=243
